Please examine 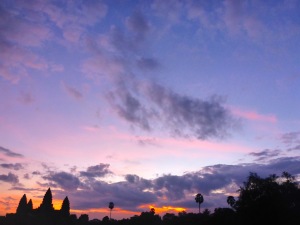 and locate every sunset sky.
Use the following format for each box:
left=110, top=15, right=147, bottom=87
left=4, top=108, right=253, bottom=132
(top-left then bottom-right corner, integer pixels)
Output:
left=1, top=0, right=300, bottom=220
